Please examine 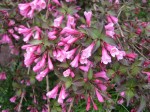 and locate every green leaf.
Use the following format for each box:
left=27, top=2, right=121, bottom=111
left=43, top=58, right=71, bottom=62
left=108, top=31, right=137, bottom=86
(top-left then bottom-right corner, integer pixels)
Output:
left=119, top=66, right=128, bottom=74
left=107, top=69, right=115, bottom=78
left=131, top=66, right=140, bottom=76
left=100, top=34, right=116, bottom=45
left=29, top=39, right=42, bottom=45
left=73, top=79, right=85, bottom=87
left=88, top=68, right=93, bottom=80
left=57, top=63, right=69, bottom=68
left=125, top=90, right=134, bottom=106
left=65, top=80, right=72, bottom=89
left=92, top=40, right=101, bottom=53
left=85, top=27, right=101, bottom=39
